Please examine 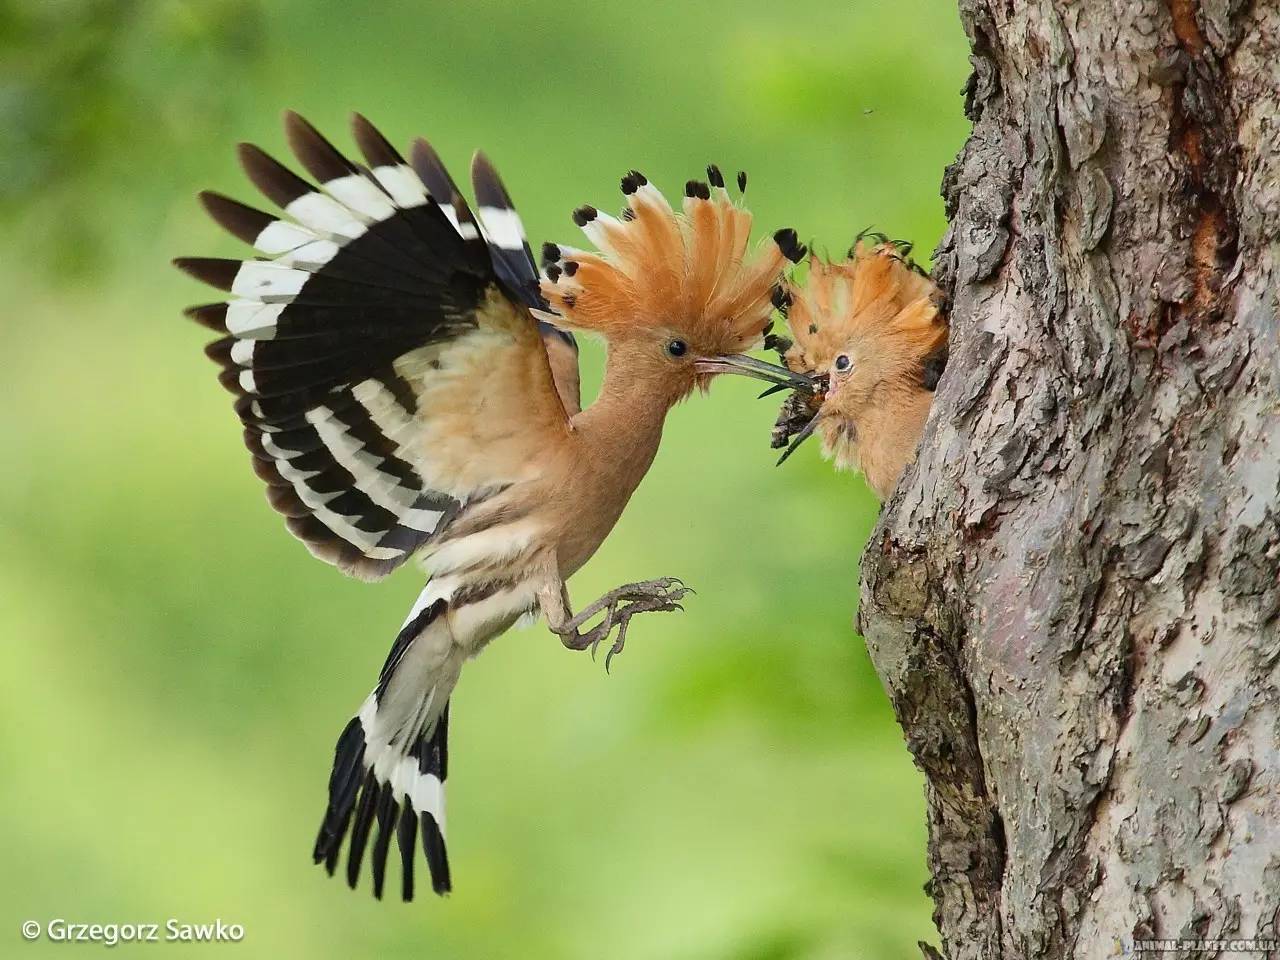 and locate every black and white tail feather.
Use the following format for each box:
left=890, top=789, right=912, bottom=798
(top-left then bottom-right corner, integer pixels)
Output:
left=177, top=112, right=574, bottom=899
left=313, top=593, right=454, bottom=899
